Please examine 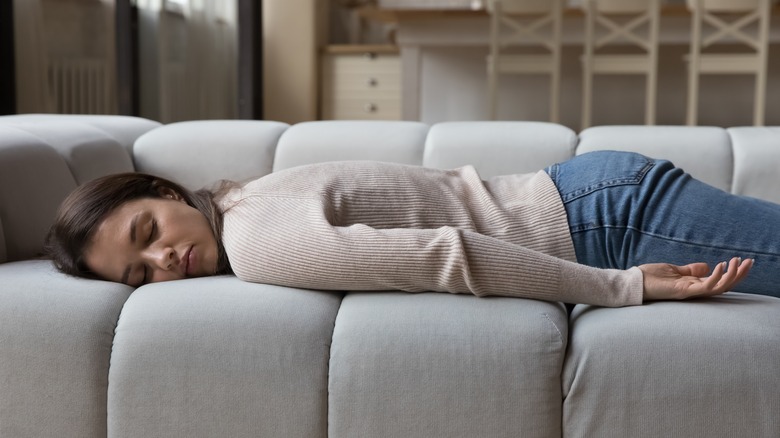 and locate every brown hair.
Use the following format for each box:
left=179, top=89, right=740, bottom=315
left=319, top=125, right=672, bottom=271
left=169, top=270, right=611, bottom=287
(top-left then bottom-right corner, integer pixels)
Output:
left=44, top=172, right=232, bottom=280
